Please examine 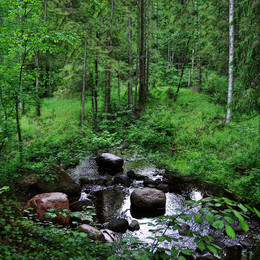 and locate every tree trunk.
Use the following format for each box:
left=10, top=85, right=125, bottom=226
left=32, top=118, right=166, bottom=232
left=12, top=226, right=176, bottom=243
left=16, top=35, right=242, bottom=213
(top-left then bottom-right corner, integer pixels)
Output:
left=44, top=0, right=47, bottom=23
left=81, top=34, right=87, bottom=130
left=226, top=0, right=234, bottom=124
left=139, top=0, right=146, bottom=112
left=135, top=0, right=140, bottom=110
left=118, top=72, right=120, bottom=101
left=128, top=16, right=133, bottom=108
left=35, top=51, right=40, bottom=116
left=174, top=38, right=190, bottom=101
left=145, top=0, right=150, bottom=93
